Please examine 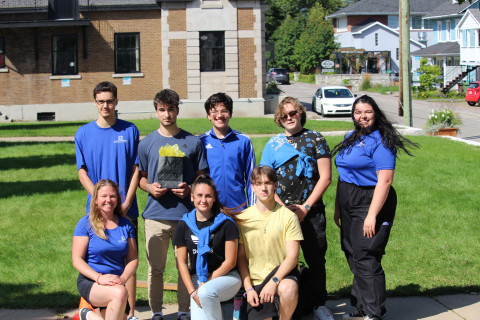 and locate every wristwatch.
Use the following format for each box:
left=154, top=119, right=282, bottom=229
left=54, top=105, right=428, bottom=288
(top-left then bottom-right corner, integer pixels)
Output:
left=272, top=276, right=280, bottom=285
left=304, top=203, right=311, bottom=212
